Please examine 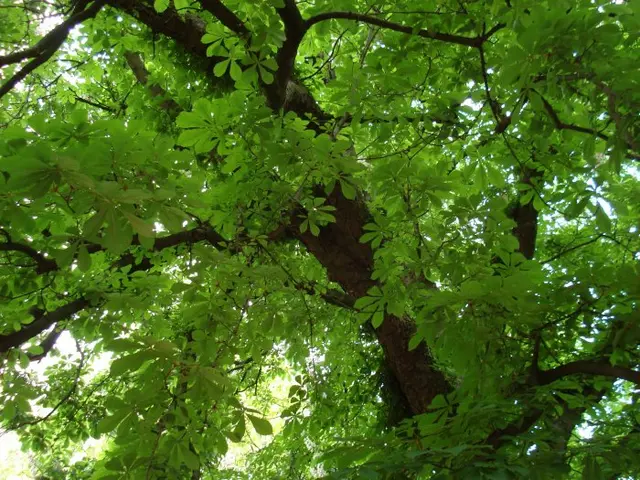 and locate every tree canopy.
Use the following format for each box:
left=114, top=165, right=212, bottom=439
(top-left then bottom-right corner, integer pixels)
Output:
left=0, top=0, right=639, bottom=478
